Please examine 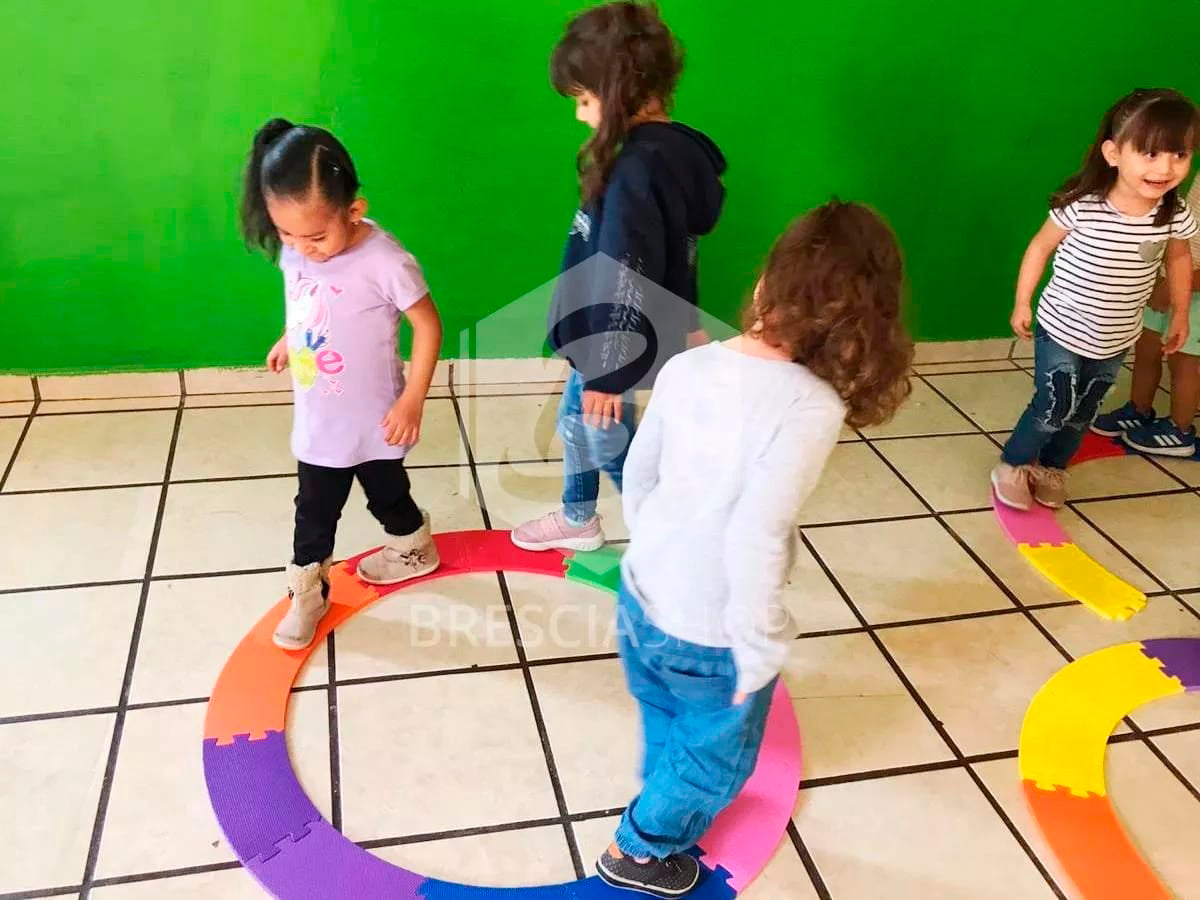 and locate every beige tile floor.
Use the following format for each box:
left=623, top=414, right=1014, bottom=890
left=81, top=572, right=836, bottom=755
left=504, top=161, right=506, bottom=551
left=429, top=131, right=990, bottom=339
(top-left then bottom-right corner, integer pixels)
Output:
left=0, top=357, right=1198, bottom=898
